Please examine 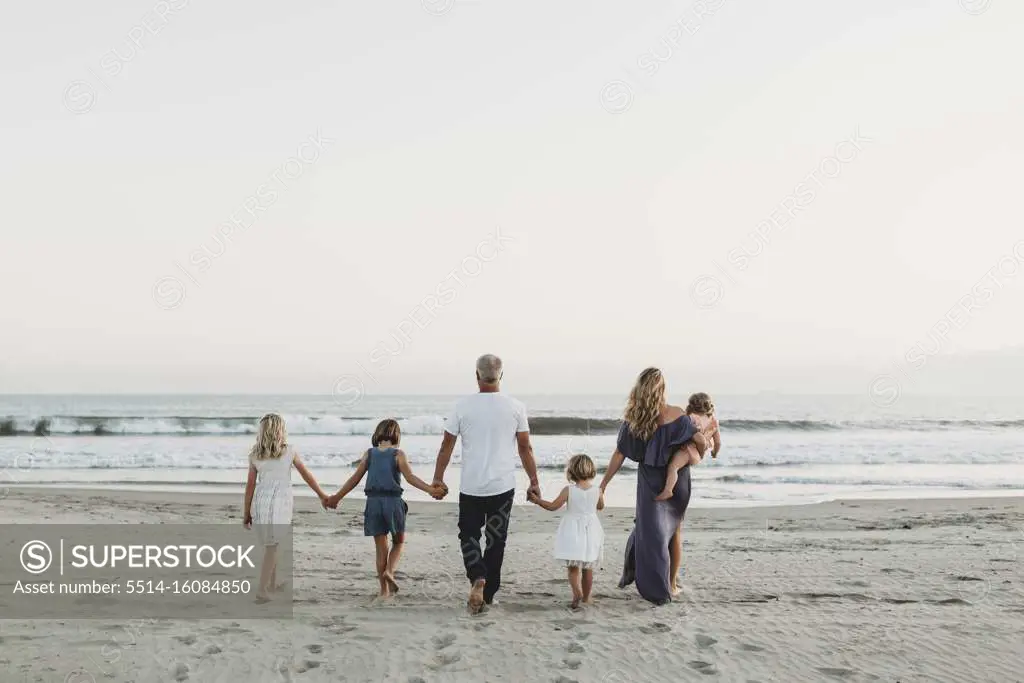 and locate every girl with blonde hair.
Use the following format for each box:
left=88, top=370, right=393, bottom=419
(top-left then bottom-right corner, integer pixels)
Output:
left=243, top=413, right=329, bottom=602
left=528, top=454, right=605, bottom=609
